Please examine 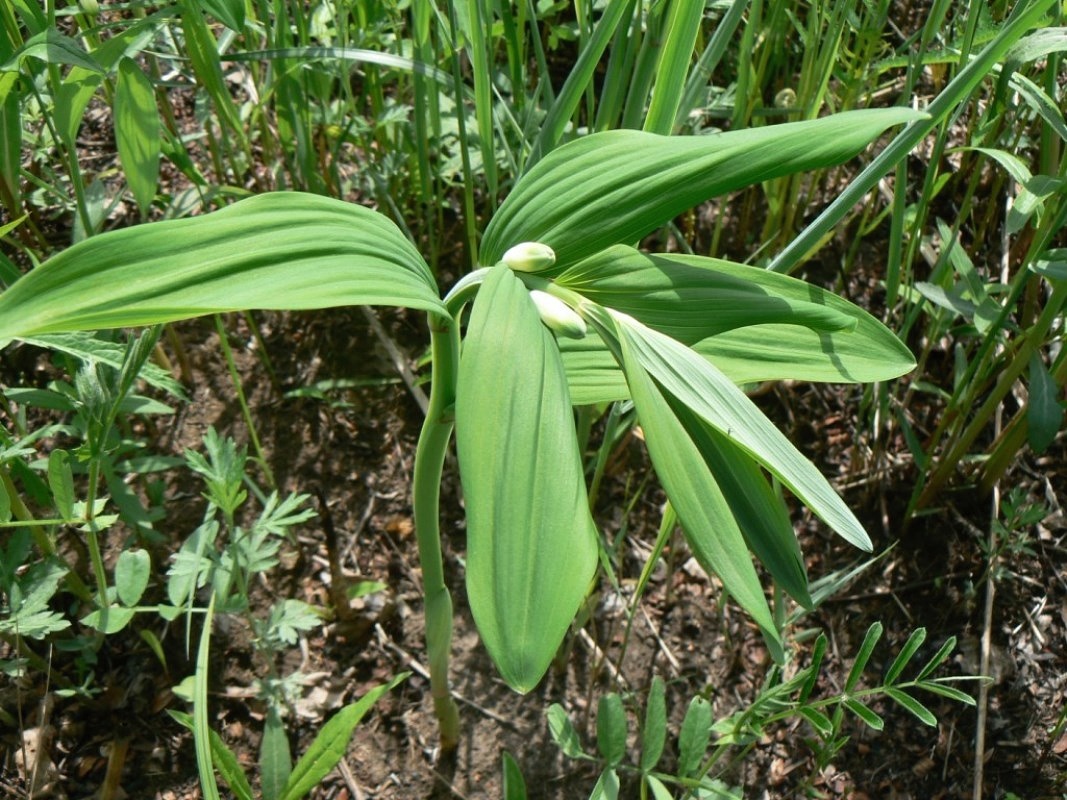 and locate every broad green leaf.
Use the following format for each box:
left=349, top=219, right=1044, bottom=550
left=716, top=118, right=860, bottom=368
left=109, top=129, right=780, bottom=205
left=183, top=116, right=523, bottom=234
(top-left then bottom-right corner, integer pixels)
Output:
left=556, top=246, right=856, bottom=345
left=675, top=411, right=812, bottom=608
left=640, top=677, right=666, bottom=772
left=590, top=769, right=620, bottom=800
left=501, top=752, right=527, bottom=800
left=1028, top=353, right=1063, bottom=454
left=604, top=312, right=777, bottom=640
left=616, top=313, right=871, bottom=550
left=677, top=696, right=712, bottom=778
left=596, top=694, right=627, bottom=768
left=115, top=58, right=160, bottom=216
left=280, top=673, right=408, bottom=800
left=80, top=605, right=136, bottom=634
left=547, top=704, right=589, bottom=759
left=169, top=711, right=254, bottom=800
left=0, top=91, right=20, bottom=209
left=455, top=266, right=599, bottom=692
left=642, top=0, right=703, bottom=135
left=1, top=28, right=105, bottom=74
left=115, top=548, right=151, bottom=607
left=47, top=449, right=74, bottom=520
left=481, top=108, right=920, bottom=269
left=0, top=193, right=443, bottom=342
left=261, top=707, right=292, bottom=800
left=56, top=16, right=163, bottom=146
